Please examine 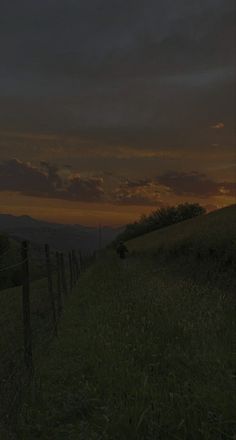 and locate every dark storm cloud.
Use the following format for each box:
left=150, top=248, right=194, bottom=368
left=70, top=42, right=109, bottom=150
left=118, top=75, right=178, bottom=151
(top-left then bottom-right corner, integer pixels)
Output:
left=0, top=159, right=56, bottom=196
left=0, top=0, right=235, bottom=100
left=156, top=171, right=236, bottom=197
left=68, top=176, right=105, bottom=202
left=40, top=161, right=62, bottom=189
left=0, top=0, right=235, bottom=147
left=113, top=177, right=164, bottom=206
left=121, top=179, right=151, bottom=189
left=1, top=0, right=234, bottom=78
left=0, top=160, right=235, bottom=205
left=0, top=159, right=104, bottom=202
